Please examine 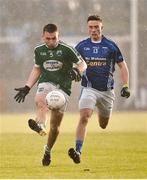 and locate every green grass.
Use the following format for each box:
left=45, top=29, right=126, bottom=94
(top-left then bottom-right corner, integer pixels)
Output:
left=0, top=112, right=147, bottom=179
